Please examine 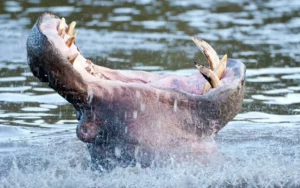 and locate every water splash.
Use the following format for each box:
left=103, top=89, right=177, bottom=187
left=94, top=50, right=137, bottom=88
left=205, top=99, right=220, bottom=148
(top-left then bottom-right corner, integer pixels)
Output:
left=1, top=136, right=300, bottom=187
